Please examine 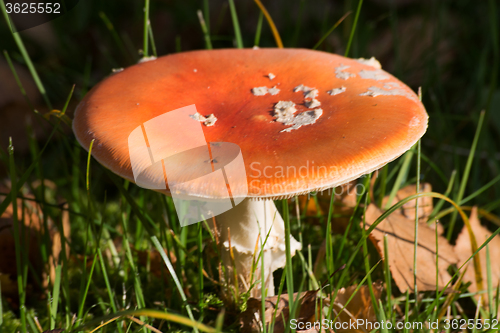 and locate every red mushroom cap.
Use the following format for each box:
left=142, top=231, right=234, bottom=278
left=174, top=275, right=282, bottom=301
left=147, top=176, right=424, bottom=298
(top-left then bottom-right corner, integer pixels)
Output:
left=73, top=48, right=428, bottom=199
